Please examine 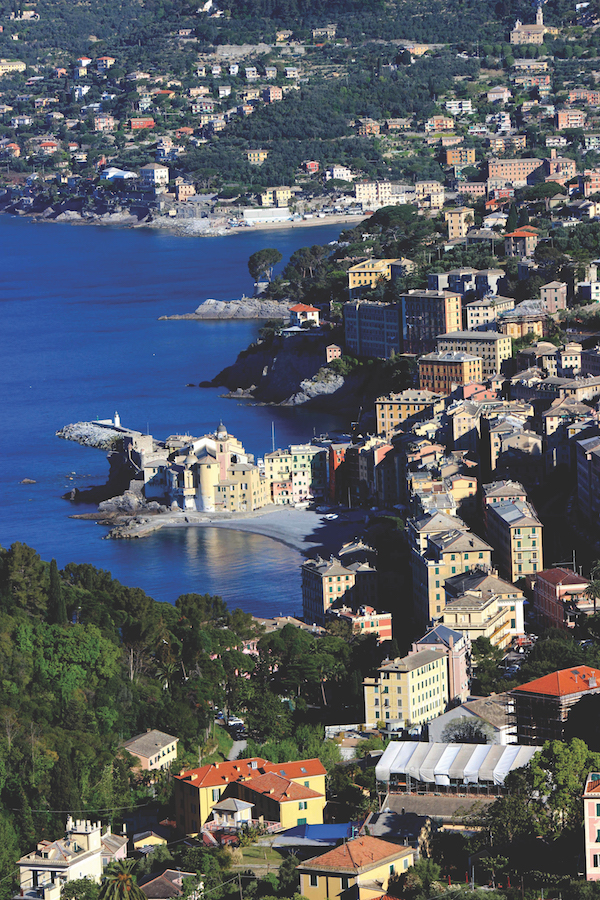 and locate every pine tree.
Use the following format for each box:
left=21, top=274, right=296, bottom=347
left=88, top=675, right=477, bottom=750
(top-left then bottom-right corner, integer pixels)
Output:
left=48, top=558, right=67, bottom=625
left=506, top=203, right=518, bottom=232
